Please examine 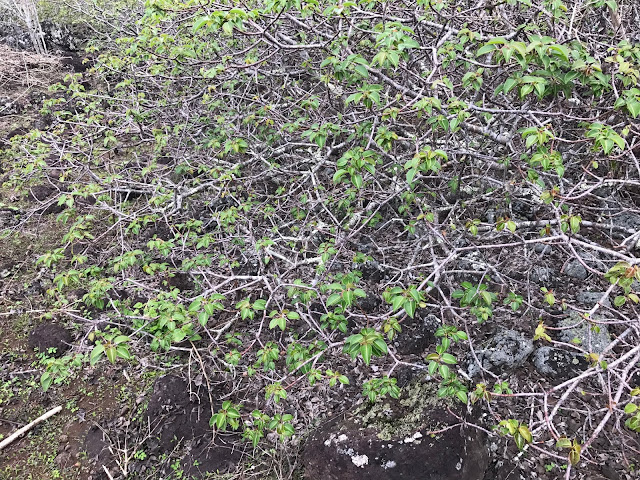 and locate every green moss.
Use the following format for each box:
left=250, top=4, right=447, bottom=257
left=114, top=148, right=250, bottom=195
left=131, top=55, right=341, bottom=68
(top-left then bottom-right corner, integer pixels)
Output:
left=355, top=375, right=452, bottom=441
